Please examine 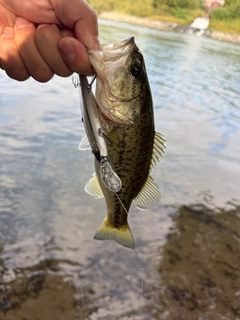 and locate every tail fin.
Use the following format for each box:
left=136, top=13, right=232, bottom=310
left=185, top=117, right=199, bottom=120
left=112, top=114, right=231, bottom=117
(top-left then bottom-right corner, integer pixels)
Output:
left=93, top=218, right=135, bottom=249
